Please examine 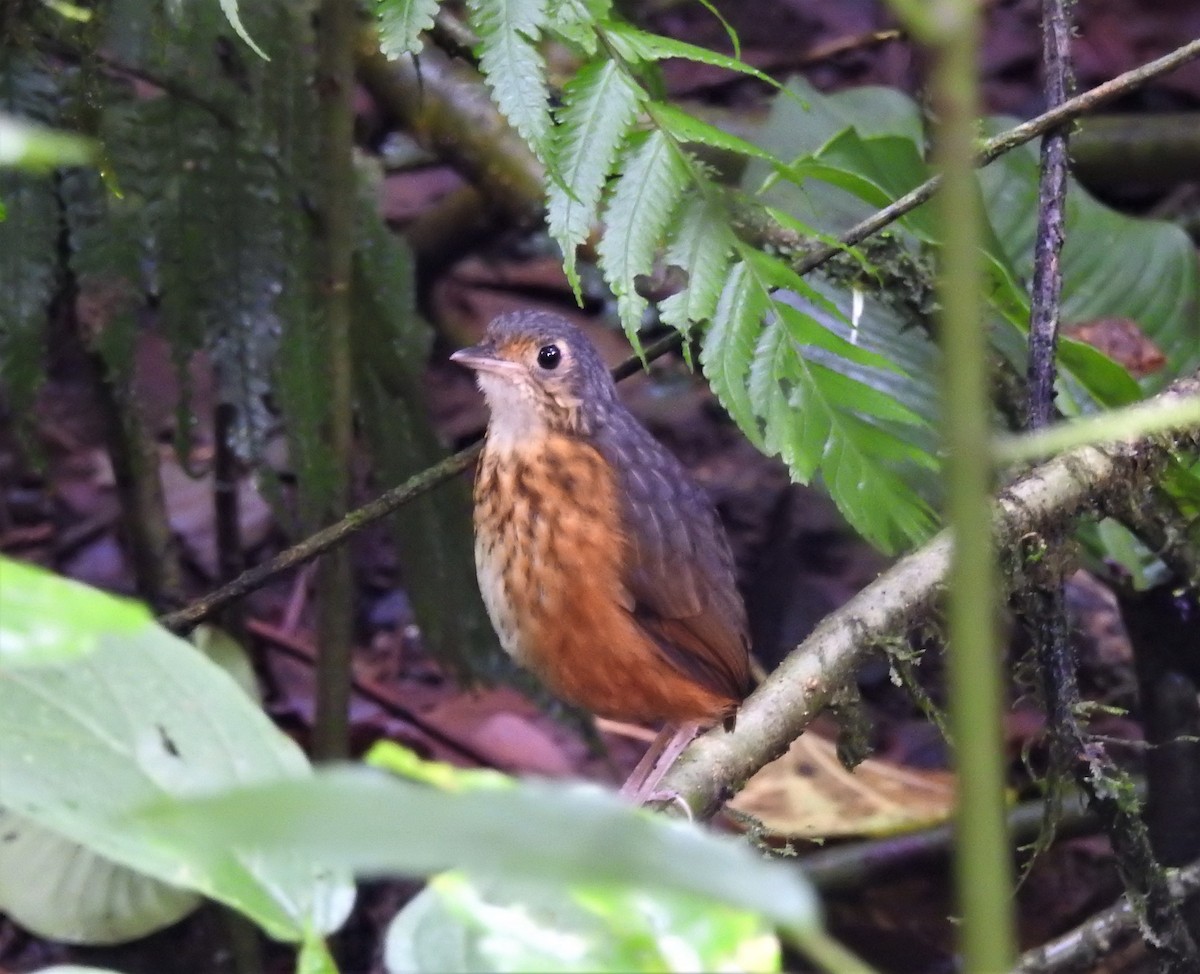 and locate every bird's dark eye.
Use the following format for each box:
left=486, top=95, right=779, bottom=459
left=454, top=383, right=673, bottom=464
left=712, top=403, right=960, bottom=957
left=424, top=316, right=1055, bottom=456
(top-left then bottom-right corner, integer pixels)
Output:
left=536, top=344, right=561, bottom=370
